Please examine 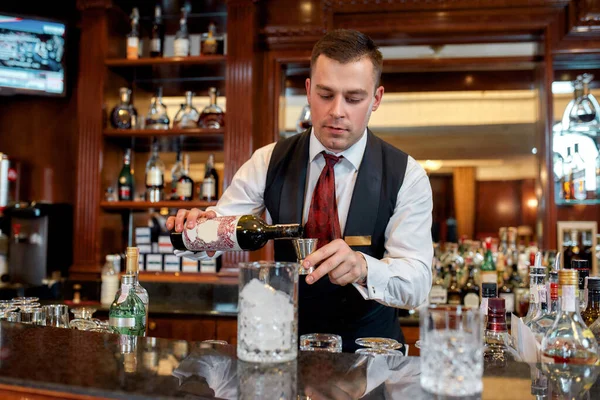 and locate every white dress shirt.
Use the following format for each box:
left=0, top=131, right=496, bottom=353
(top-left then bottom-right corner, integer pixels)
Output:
left=182, top=129, right=433, bottom=309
